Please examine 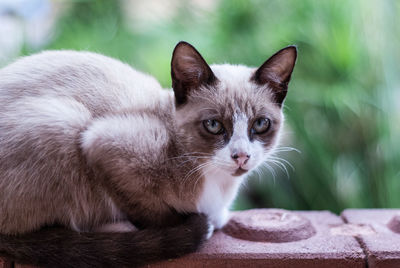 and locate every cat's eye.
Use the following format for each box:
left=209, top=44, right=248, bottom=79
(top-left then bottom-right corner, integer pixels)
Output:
left=203, top=119, right=224, bottom=135
left=252, top=118, right=270, bottom=134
